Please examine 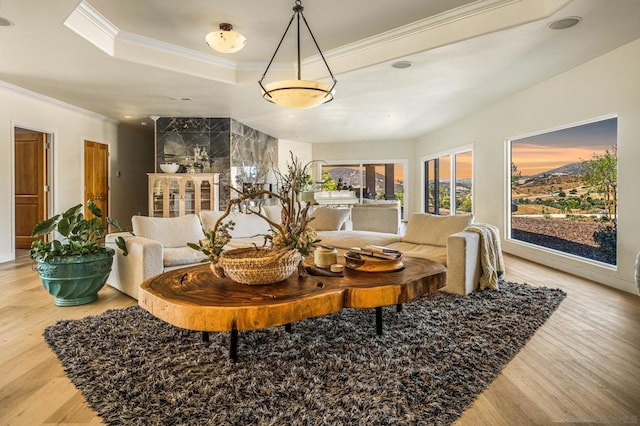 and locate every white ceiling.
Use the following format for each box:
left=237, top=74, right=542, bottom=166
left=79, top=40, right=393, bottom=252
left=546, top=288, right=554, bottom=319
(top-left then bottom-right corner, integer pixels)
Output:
left=1, top=0, right=639, bottom=143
